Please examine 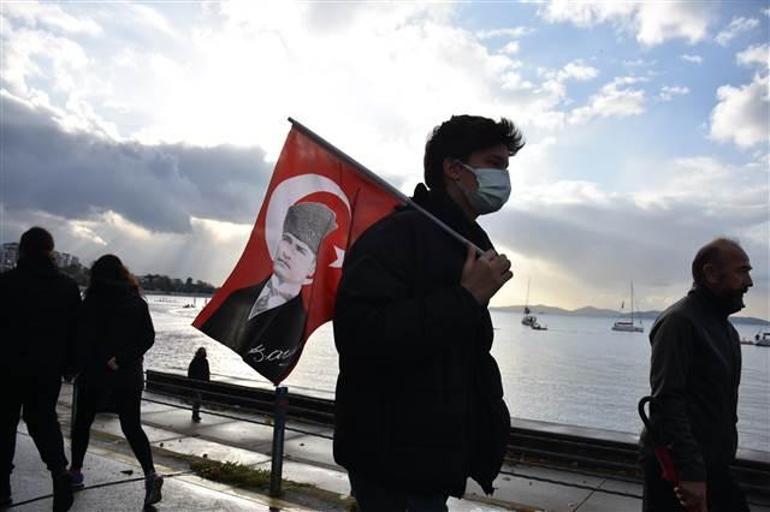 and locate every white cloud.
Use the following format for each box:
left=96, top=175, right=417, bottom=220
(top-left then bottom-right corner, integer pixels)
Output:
left=623, top=58, right=656, bottom=68
left=559, top=61, right=600, bottom=81
left=2, top=1, right=560, bottom=174
left=709, top=74, right=770, bottom=148
left=536, top=60, right=600, bottom=106
left=125, top=4, right=177, bottom=37
left=484, top=155, right=769, bottom=315
left=2, top=1, right=101, bottom=35
left=2, top=1, right=767, bottom=315
left=569, top=76, right=647, bottom=124
left=681, top=54, right=703, bottom=64
left=540, top=1, right=713, bottom=46
left=715, top=16, right=759, bottom=46
left=658, top=85, right=690, bottom=101
left=737, top=43, right=769, bottom=71
left=476, top=26, right=532, bottom=39
left=0, top=24, right=91, bottom=96
left=501, top=41, right=520, bottom=54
